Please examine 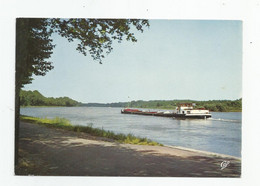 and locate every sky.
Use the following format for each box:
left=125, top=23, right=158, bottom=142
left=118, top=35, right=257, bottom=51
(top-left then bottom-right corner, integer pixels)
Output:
left=23, top=20, right=242, bottom=103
